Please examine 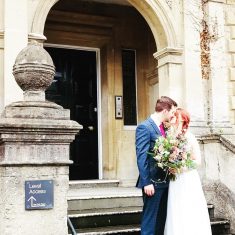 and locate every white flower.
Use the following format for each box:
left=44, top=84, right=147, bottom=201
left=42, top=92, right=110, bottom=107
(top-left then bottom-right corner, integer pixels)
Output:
left=158, top=163, right=164, bottom=168
left=154, top=155, right=161, bottom=161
